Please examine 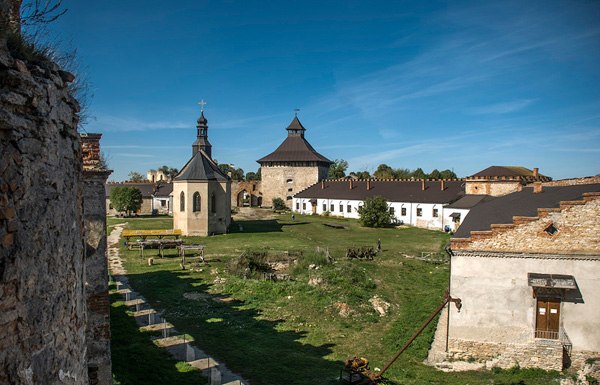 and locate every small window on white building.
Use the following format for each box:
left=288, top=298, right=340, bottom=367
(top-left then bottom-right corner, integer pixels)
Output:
left=433, top=208, right=438, bottom=217
left=296, top=202, right=299, bottom=210
left=339, top=204, right=343, bottom=212
left=417, top=208, right=422, bottom=217
left=347, top=204, right=351, bottom=213
left=302, top=202, right=306, bottom=210
left=330, top=204, right=334, bottom=212
left=323, top=203, right=327, bottom=211
left=401, top=207, right=406, bottom=216
left=389, top=207, right=395, bottom=216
